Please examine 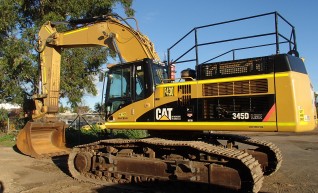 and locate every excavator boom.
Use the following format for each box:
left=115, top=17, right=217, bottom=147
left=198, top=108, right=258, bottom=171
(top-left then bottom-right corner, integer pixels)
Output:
left=17, top=14, right=159, bottom=158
